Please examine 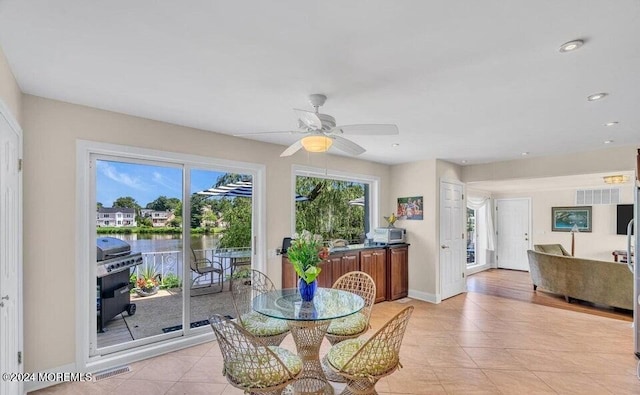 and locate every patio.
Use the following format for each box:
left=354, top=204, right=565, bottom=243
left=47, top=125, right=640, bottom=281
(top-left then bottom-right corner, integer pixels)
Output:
left=97, top=248, right=248, bottom=349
